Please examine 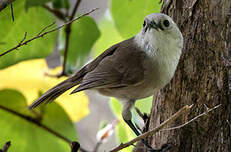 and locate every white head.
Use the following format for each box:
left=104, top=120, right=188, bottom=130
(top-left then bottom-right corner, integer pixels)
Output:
left=135, top=13, right=183, bottom=56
